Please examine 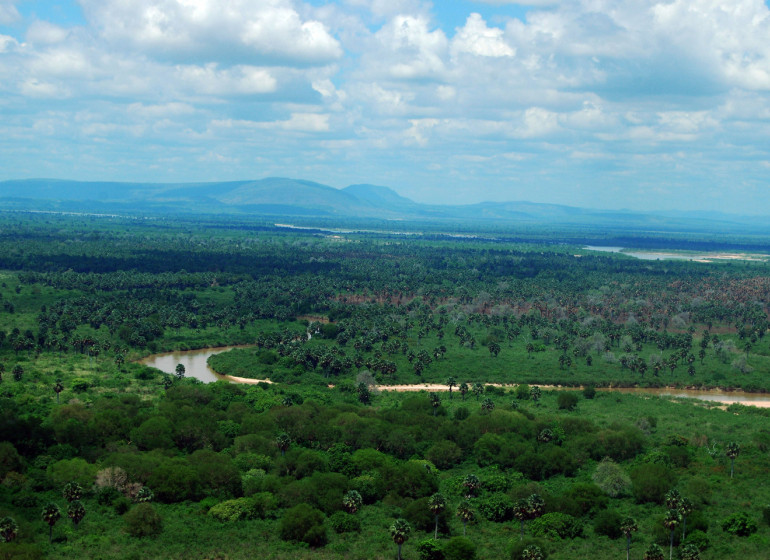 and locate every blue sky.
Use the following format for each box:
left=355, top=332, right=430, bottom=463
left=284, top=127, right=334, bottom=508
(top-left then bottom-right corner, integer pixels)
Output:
left=2, top=1, right=770, bottom=214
